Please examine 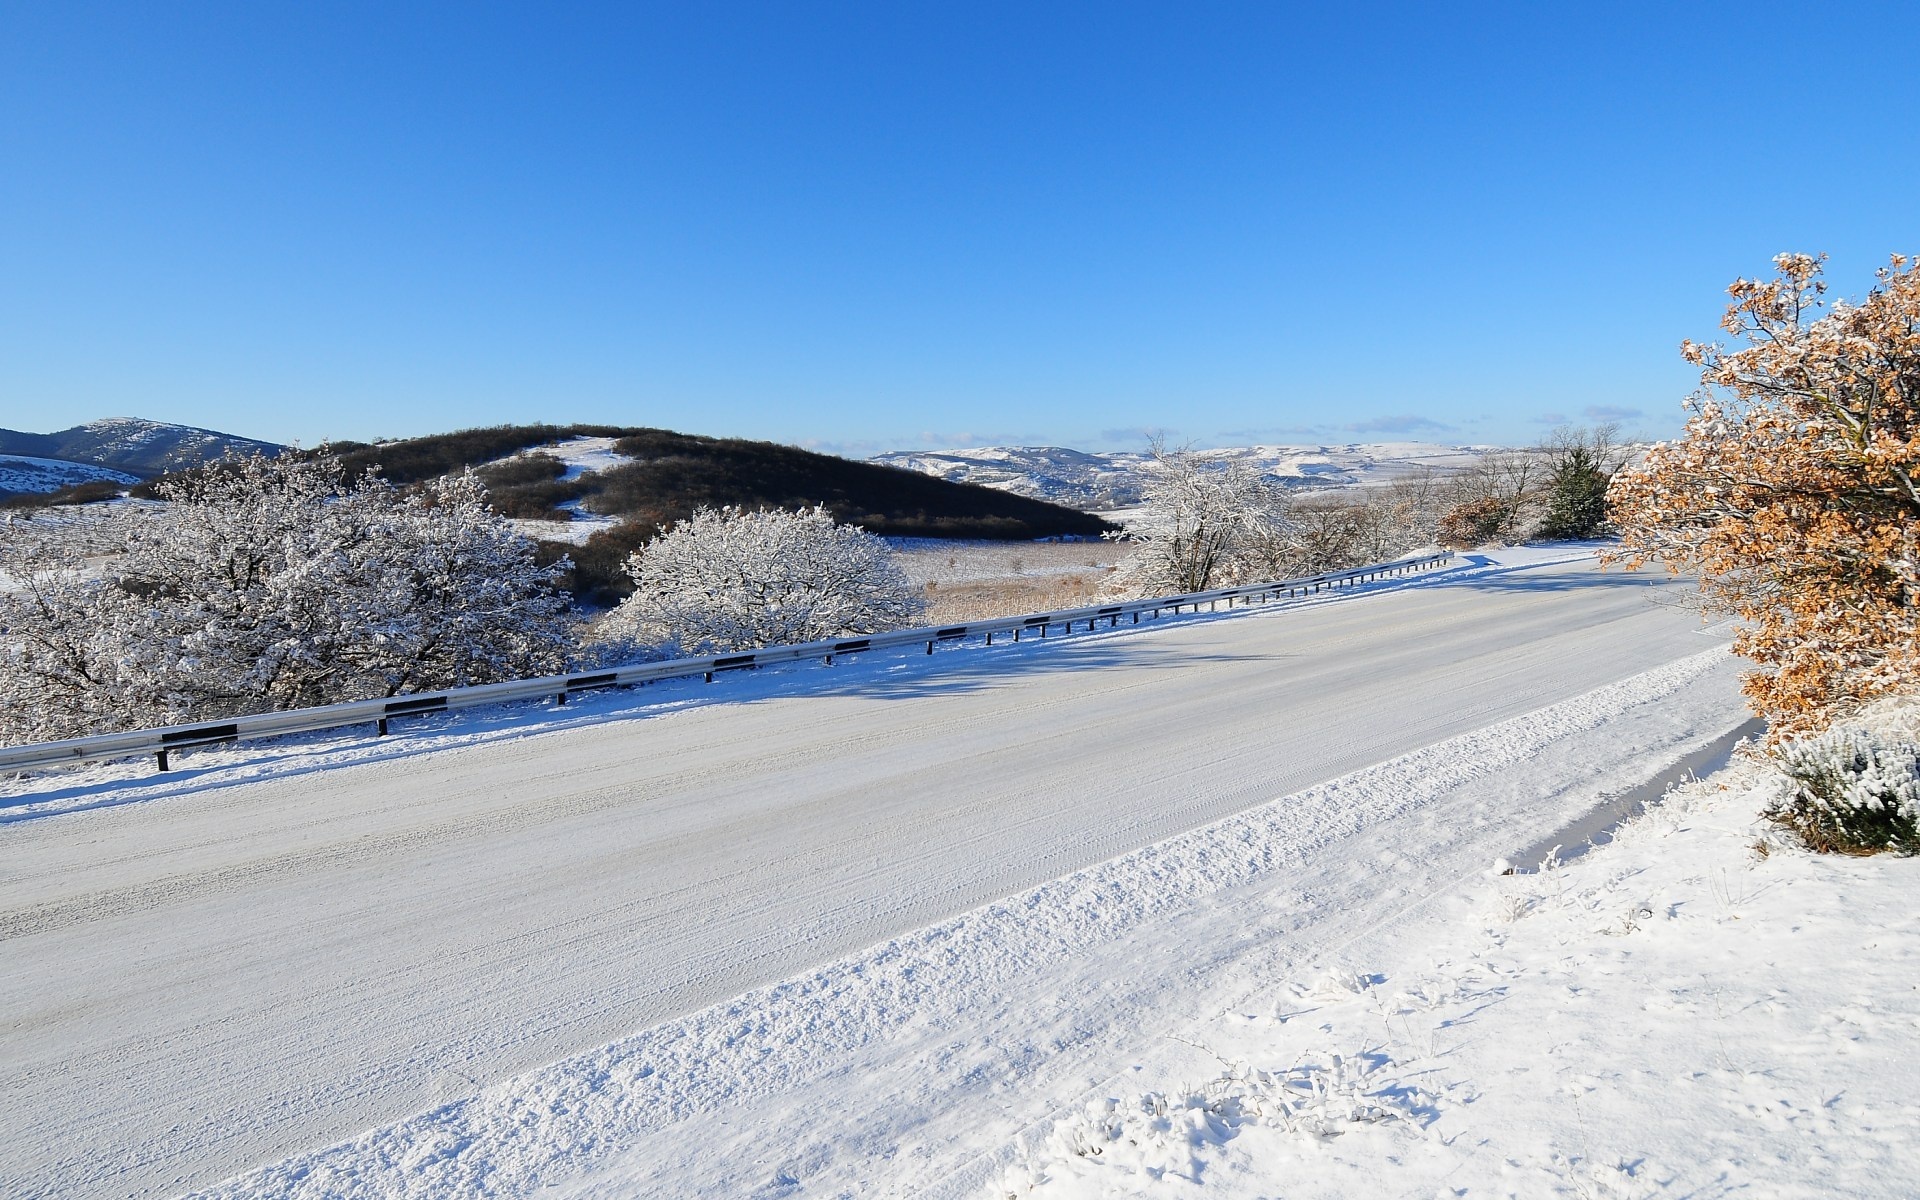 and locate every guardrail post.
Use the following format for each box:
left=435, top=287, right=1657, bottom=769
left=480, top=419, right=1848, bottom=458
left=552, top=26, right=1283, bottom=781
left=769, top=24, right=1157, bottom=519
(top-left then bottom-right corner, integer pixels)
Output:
left=155, top=748, right=169, bottom=772
left=704, top=671, right=714, bottom=683
left=926, top=640, right=934, bottom=654
left=555, top=692, right=567, bottom=707
left=378, top=717, right=388, bottom=736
